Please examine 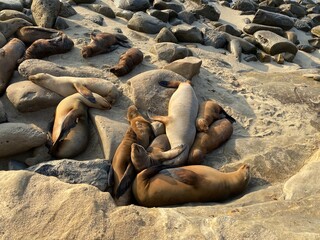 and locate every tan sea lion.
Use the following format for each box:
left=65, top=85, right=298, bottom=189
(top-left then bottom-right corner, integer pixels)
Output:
left=110, top=48, right=143, bottom=77
left=0, top=38, right=25, bottom=95
left=188, top=118, right=234, bottom=165
left=0, top=18, right=32, bottom=38
left=16, top=26, right=62, bottom=44
left=81, top=32, right=130, bottom=58
left=196, top=100, right=235, bottom=133
left=131, top=164, right=250, bottom=207
left=18, top=34, right=74, bottom=63
left=29, top=73, right=119, bottom=105
left=49, top=92, right=111, bottom=159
